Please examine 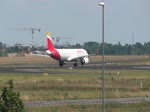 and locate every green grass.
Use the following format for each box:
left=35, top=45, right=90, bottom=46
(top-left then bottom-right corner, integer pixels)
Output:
left=0, top=69, right=150, bottom=101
